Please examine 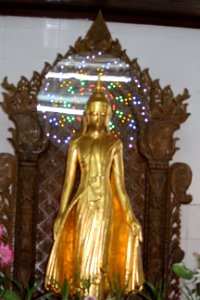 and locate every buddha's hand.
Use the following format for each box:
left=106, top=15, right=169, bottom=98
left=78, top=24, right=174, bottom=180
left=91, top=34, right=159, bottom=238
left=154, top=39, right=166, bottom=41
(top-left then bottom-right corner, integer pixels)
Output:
left=132, top=221, right=143, bottom=242
left=53, top=215, right=62, bottom=240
